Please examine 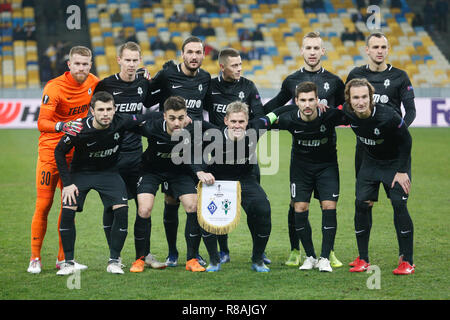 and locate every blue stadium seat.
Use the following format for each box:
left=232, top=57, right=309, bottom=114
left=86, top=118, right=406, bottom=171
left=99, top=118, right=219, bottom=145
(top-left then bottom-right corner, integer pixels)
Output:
left=94, top=47, right=105, bottom=55
left=328, top=32, right=338, bottom=38
left=411, top=55, right=421, bottom=63
left=267, top=47, right=278, bottom=56
left=353, top=55, right=363, bottom=62
left=423, top=55, right=433, bottom=62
